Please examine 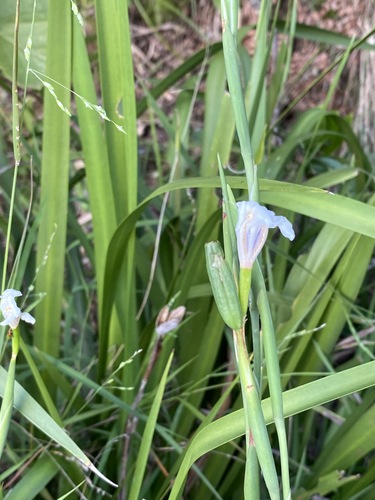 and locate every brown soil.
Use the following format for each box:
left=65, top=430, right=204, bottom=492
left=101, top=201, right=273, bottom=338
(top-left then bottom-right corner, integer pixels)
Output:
left=130, top=1, right=375, bottom=154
